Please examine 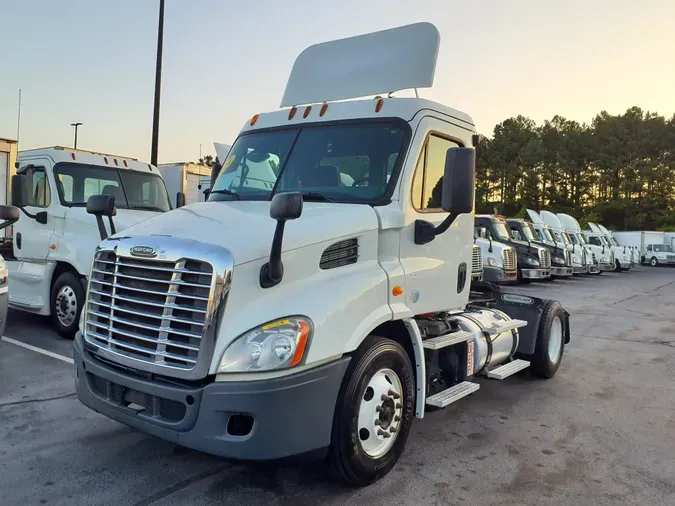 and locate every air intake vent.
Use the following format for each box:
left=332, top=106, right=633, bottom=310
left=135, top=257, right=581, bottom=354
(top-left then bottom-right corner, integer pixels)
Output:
left=320, top=238, right=358, bottom=270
